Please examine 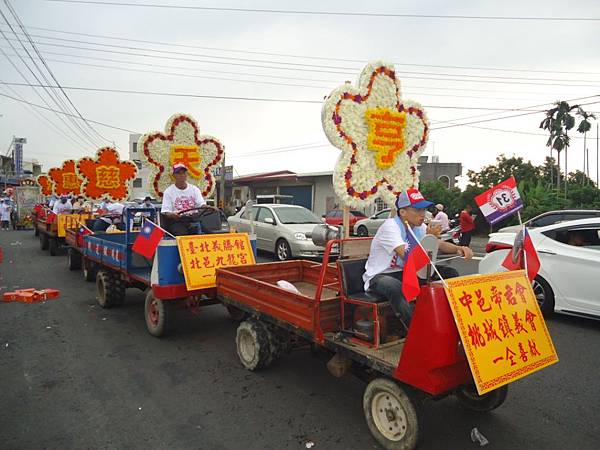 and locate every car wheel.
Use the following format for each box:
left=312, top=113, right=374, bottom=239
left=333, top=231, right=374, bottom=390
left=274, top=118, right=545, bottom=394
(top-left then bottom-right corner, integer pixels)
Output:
left=357, top=225, right=368, bottom=237
left=532, top=276, right=555, bottom=316
left=275, top=239, right=291, bottom=261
